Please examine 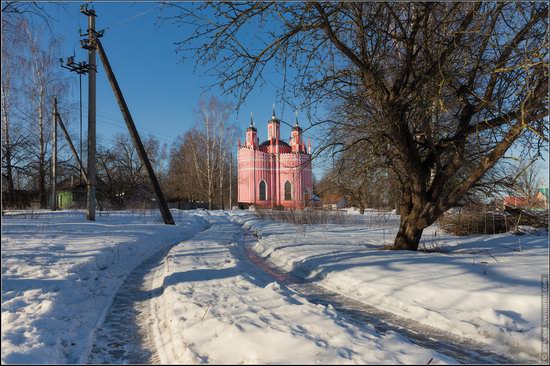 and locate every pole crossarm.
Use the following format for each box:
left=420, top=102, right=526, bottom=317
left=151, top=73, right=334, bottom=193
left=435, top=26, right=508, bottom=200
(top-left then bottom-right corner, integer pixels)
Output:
left=59, top=56, right=90, bottom=75
left=96, top=39, right=175, bottom=225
